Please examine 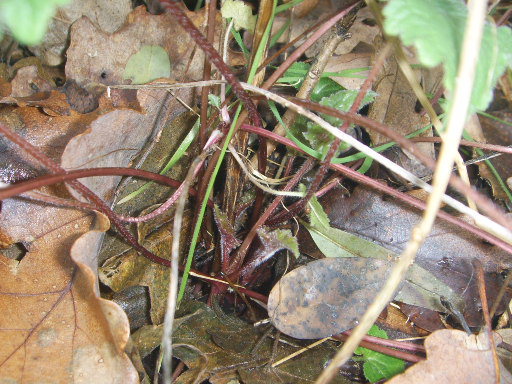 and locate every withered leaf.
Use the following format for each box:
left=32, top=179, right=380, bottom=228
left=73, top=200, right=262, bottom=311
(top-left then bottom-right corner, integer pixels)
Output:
left=0, top=213, right=137, bottom=382
left=169, top=301, right=353, bottom=384
left=387, top=330, right=512, bottom=383
left=268, top=257, right=395, bottom=339
left=321, top=186, right=512, bottom=325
